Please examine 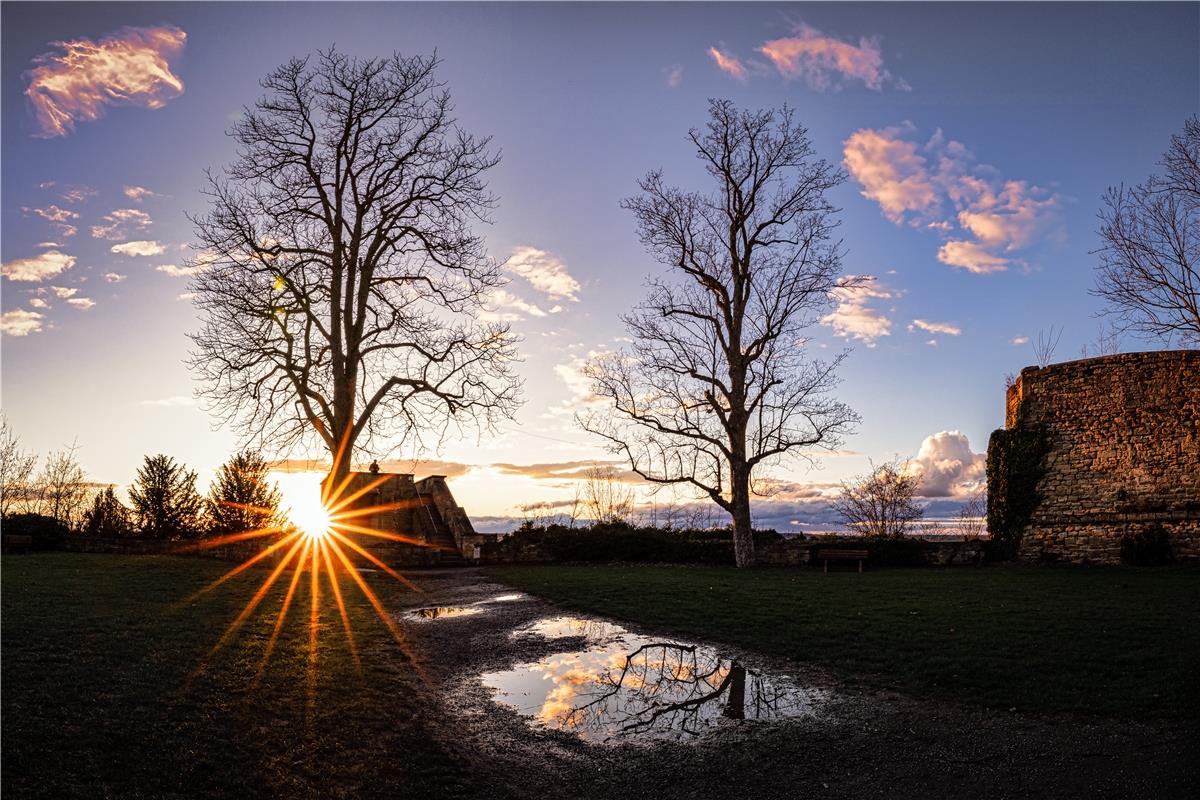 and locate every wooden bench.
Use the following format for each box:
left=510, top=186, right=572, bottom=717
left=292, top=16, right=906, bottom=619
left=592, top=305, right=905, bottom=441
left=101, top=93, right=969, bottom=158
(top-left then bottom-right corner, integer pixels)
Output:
left=817, top=548, right=869, bottom=573
left=2, top=534, right=33, bottom=554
